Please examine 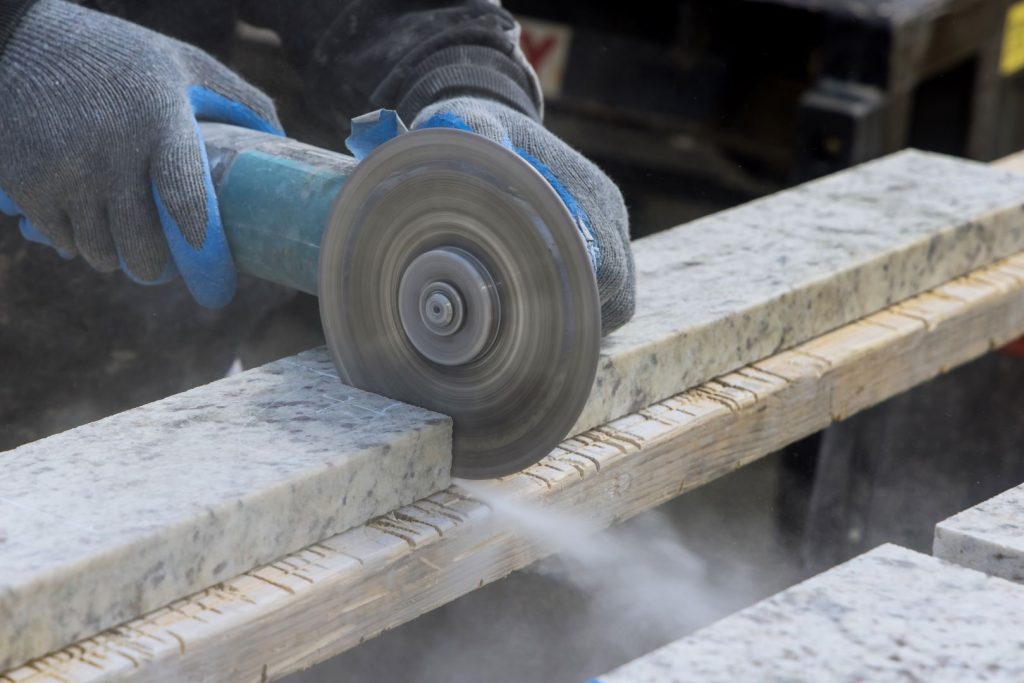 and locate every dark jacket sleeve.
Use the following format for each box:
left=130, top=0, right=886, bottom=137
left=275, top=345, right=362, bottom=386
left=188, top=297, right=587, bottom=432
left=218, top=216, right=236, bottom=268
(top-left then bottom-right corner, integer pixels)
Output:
left=239, top=0, right=542, bottom=127
left=82, top=0, right=240, bottom=59
left=0, top=0, right=38, bottom=58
